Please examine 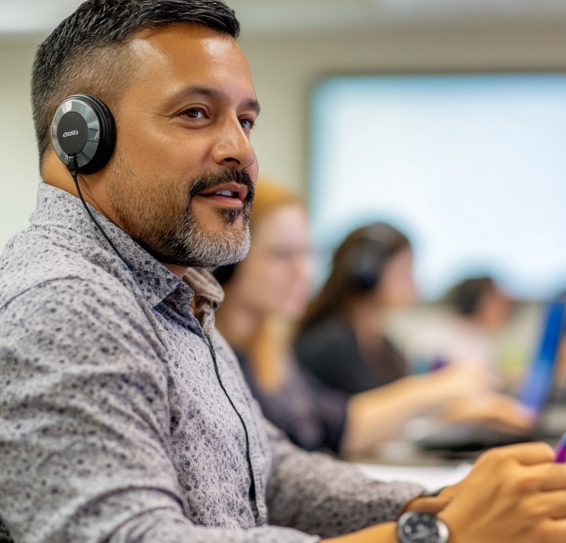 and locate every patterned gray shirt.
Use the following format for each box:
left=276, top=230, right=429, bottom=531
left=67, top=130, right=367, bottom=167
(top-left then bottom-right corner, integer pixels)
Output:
left=0, top=183, right=423, bottom=543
